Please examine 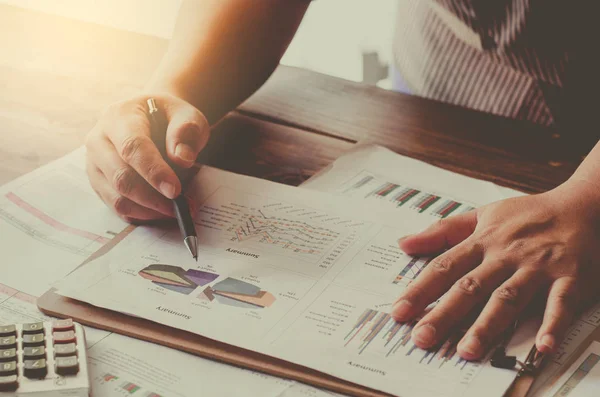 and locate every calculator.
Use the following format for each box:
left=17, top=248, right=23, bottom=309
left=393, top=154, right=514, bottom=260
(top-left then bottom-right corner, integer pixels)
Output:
left=0, top=319, right=89, bottom=396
